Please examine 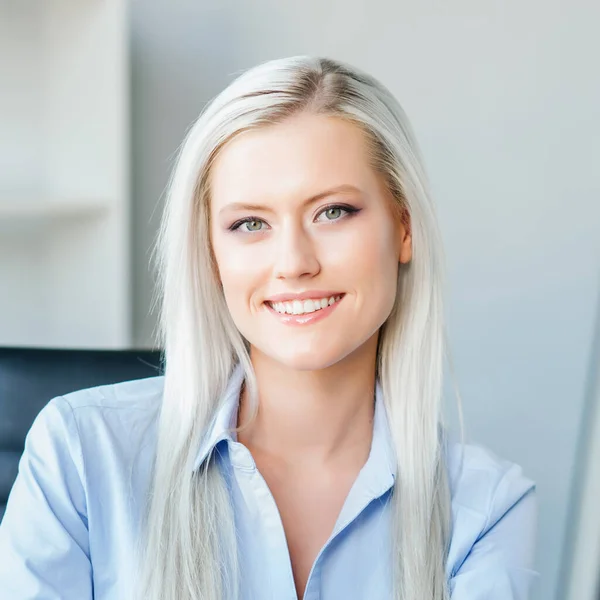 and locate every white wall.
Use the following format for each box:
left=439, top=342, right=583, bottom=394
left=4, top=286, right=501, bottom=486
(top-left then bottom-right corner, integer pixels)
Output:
left=0, top=0, right=131, bottom=349
left=130, top=2, right=600, bottom=598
